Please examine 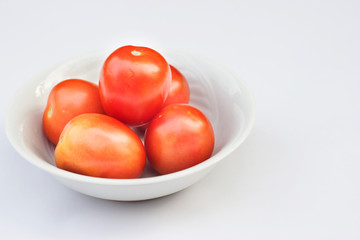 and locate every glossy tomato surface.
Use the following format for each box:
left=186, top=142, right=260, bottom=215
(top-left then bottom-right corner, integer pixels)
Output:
left=99, top=45, right=171, bottom=126
left=42, top=79, right=104, bottom=145
left=55, top=113, right=146, bottom=179
left=136, top=65, right=190, bottom=132
left=163, top=65, right=190, bottom=107
left=144, top=104, right=215, bottom=175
